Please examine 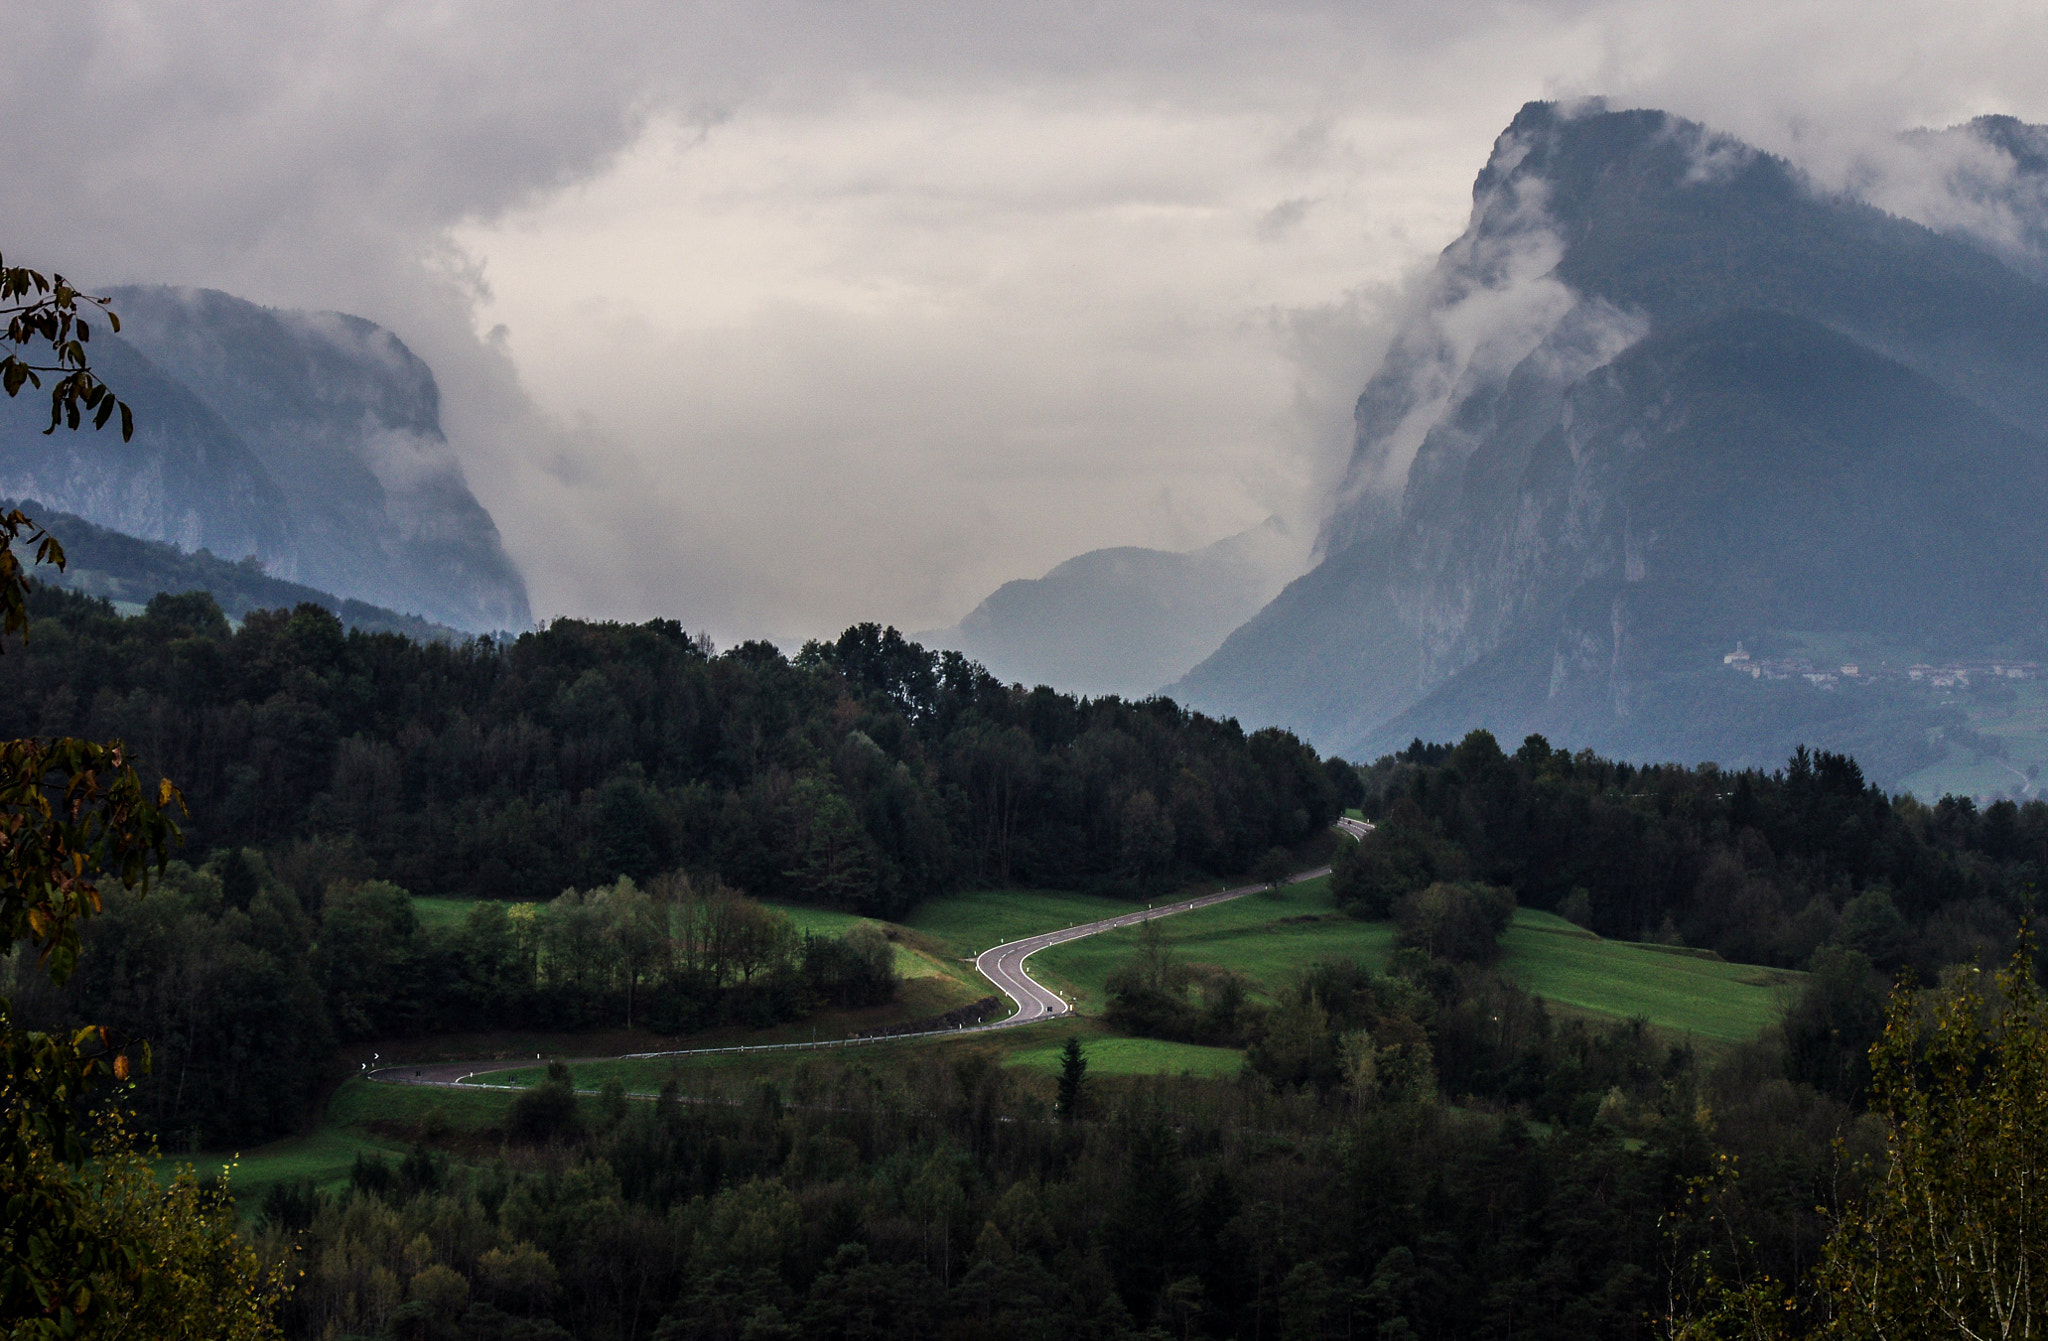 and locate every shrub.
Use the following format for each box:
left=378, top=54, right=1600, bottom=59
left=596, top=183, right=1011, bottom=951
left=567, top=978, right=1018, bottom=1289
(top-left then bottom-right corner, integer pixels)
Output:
left=1393, top=882, right=1515, bottom=965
